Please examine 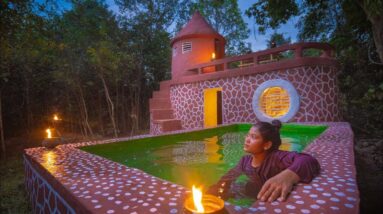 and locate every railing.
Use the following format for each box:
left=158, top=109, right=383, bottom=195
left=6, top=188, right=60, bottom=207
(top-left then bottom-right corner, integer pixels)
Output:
left=185, top=42, right=334, bottom=75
